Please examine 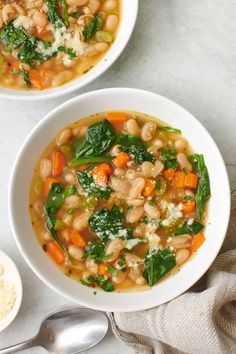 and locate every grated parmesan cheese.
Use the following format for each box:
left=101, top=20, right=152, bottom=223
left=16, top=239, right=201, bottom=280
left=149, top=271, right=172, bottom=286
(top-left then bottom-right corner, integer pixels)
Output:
left=0, top=264, right=16, bottom=320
